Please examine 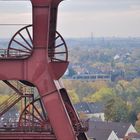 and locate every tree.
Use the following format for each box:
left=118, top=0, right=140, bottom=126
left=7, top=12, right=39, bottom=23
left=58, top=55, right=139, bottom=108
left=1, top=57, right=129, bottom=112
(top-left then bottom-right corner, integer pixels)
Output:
left=0, top=95, right=10, bottom=104
left=104, top=98, right=115, bottom=121
left=67, top=67, right=76, bottom=77
left=131, top=78, right=140, bottom=91
left=115, top=80, right=139, bottom=103
left=128, top=97, right=140, bottom=125
left=133, top=97, right=140, bottom=115
left=90, top=80, right=108, bottom=91
left=68, top=90, right=80, bottom=104
left=63, top=80, right=96, bottom=100
left=104, top=97, right=129, bottom=122
left=83, top=87, right=115, bottom=103
left=135, top=113, right=140, bottom=132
